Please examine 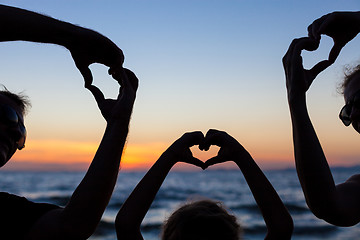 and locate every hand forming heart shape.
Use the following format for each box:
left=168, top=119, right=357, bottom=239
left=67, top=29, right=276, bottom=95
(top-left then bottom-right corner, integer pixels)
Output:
left=165, top=129, right=246, bottom=170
